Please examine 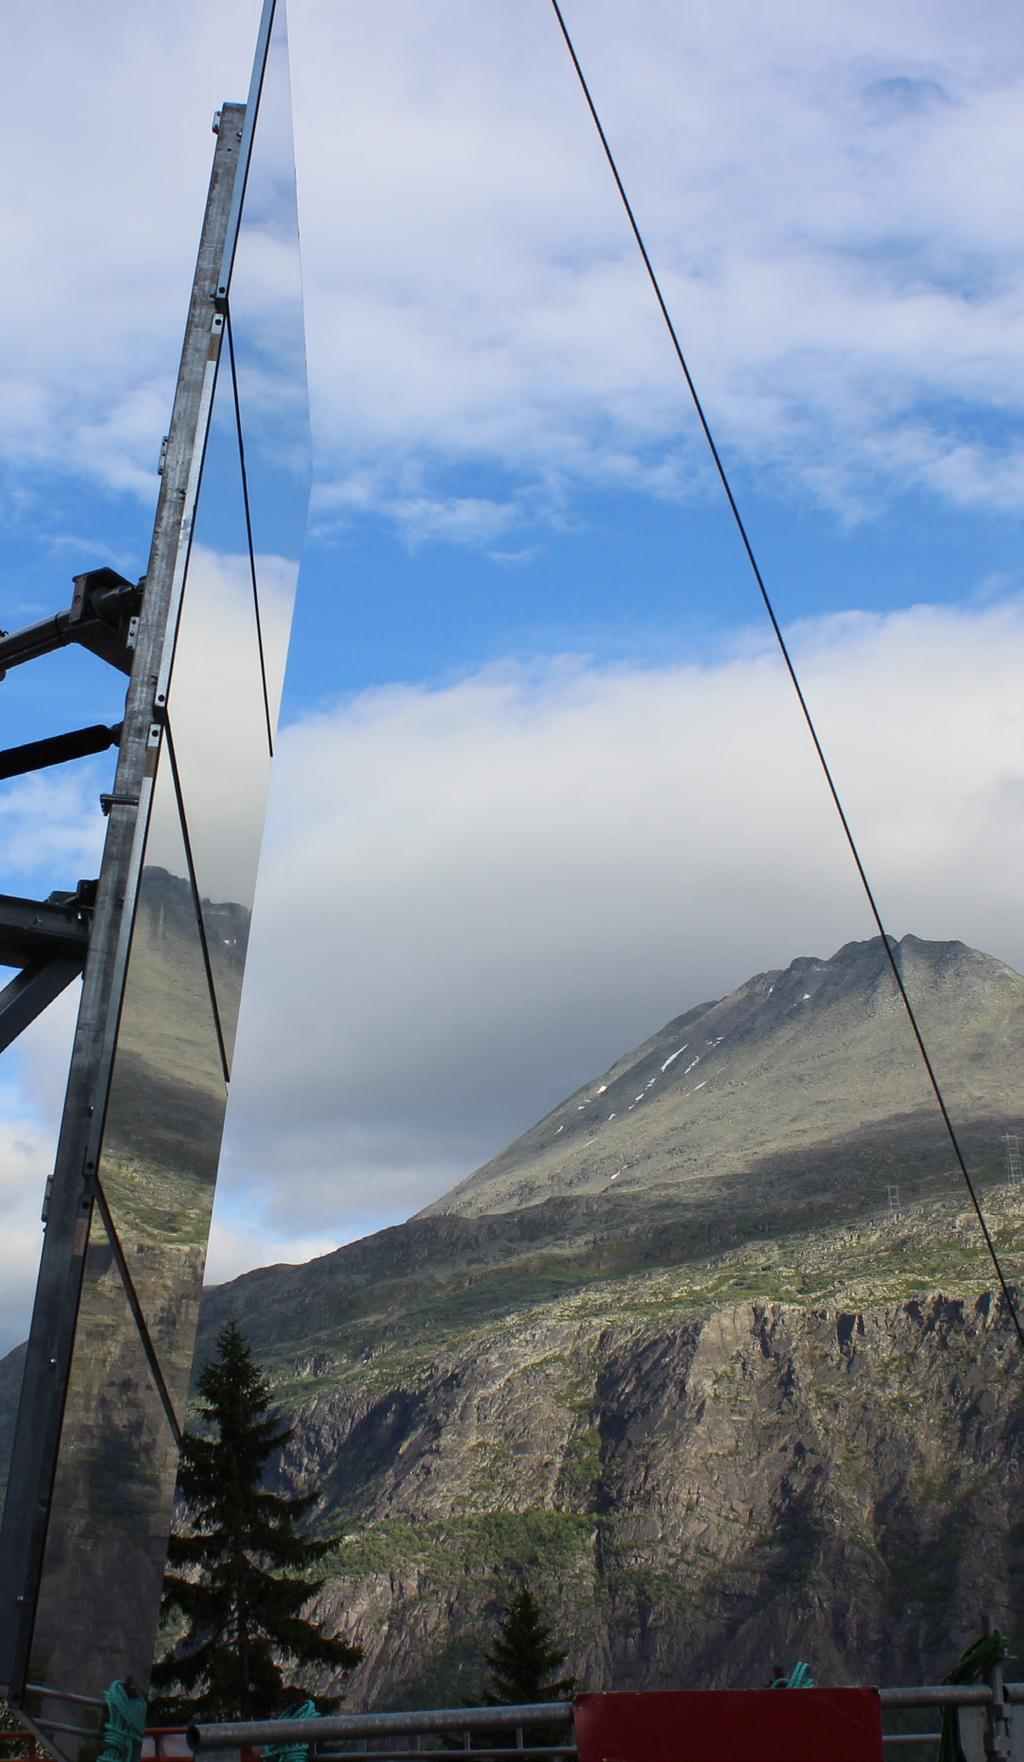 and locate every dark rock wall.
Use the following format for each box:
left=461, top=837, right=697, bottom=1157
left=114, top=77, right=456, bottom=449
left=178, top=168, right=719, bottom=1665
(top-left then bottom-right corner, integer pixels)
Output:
left=273, top=1289, right=1023, bottom=1706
